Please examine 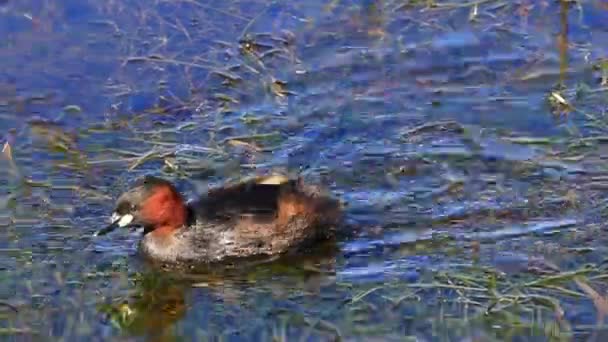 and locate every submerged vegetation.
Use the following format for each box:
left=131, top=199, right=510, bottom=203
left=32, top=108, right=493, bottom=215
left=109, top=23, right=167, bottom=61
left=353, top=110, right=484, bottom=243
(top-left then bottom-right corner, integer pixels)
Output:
left=1, top=0, right=608, bottom=340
